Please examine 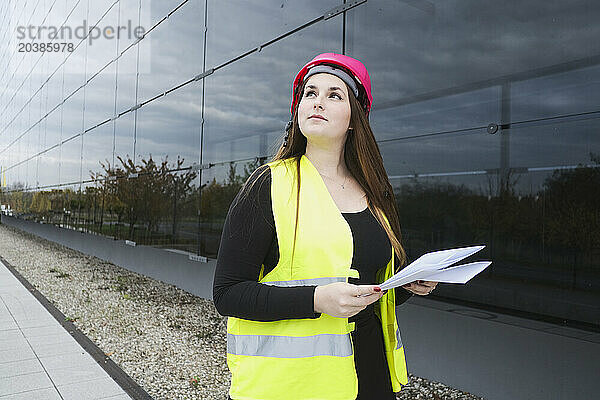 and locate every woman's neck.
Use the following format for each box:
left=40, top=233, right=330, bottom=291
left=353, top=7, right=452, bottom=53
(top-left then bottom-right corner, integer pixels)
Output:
left=304, top=145, right=348, bottom=179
